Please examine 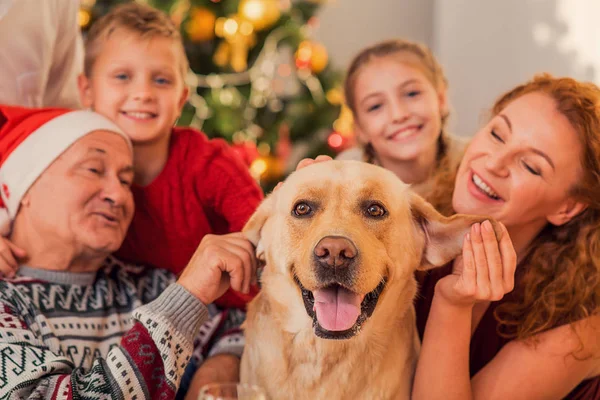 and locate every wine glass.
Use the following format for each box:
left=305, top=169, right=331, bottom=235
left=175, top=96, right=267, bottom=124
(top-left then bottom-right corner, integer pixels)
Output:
left=198, top=383, right=267, bottom=400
